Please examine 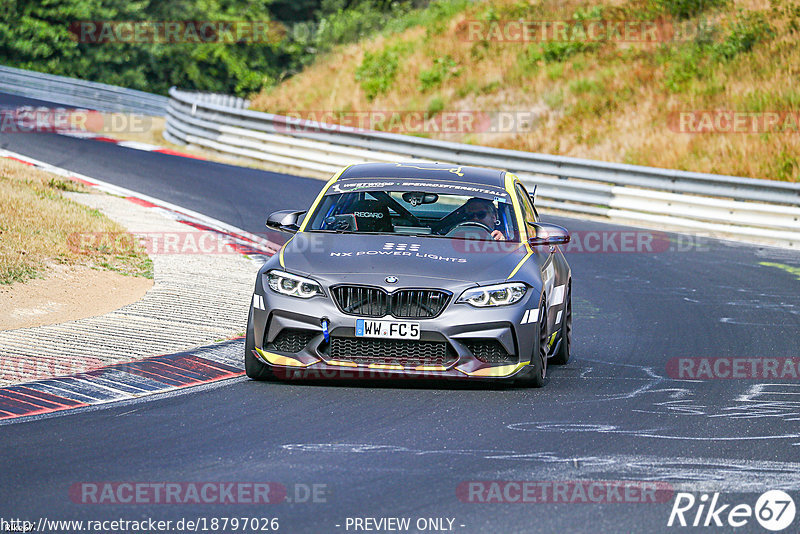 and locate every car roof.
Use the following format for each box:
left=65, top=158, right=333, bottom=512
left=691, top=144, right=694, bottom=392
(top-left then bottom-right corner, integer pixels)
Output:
left=338, top=162, right=508, bottom=188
